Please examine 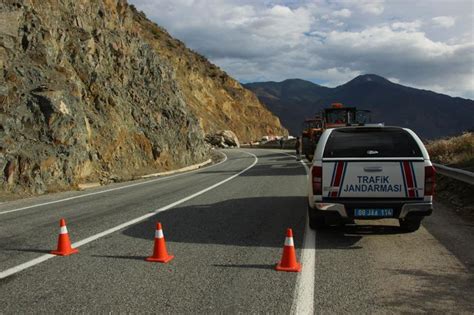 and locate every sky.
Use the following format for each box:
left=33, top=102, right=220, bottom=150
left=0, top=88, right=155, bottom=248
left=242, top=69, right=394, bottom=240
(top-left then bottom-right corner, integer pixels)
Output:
left=129, top=0, right=474, bottom=99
